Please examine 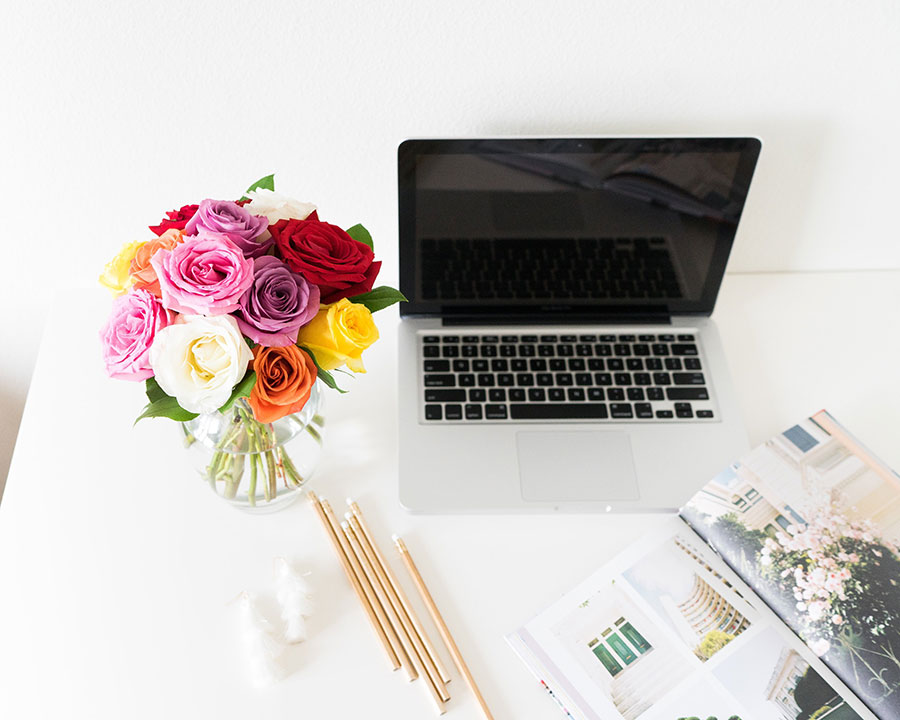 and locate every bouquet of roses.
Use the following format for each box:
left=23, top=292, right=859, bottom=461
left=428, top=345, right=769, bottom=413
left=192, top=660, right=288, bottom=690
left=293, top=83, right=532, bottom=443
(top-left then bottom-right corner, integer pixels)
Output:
left=98, top=175, right=404, bottom=504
